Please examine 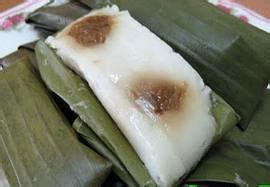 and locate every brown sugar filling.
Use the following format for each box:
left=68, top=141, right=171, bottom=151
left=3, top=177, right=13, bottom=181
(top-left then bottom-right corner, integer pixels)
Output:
left=68, top=15, right=113, bottom=46
left=131, top=78, right=187, bottom=115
